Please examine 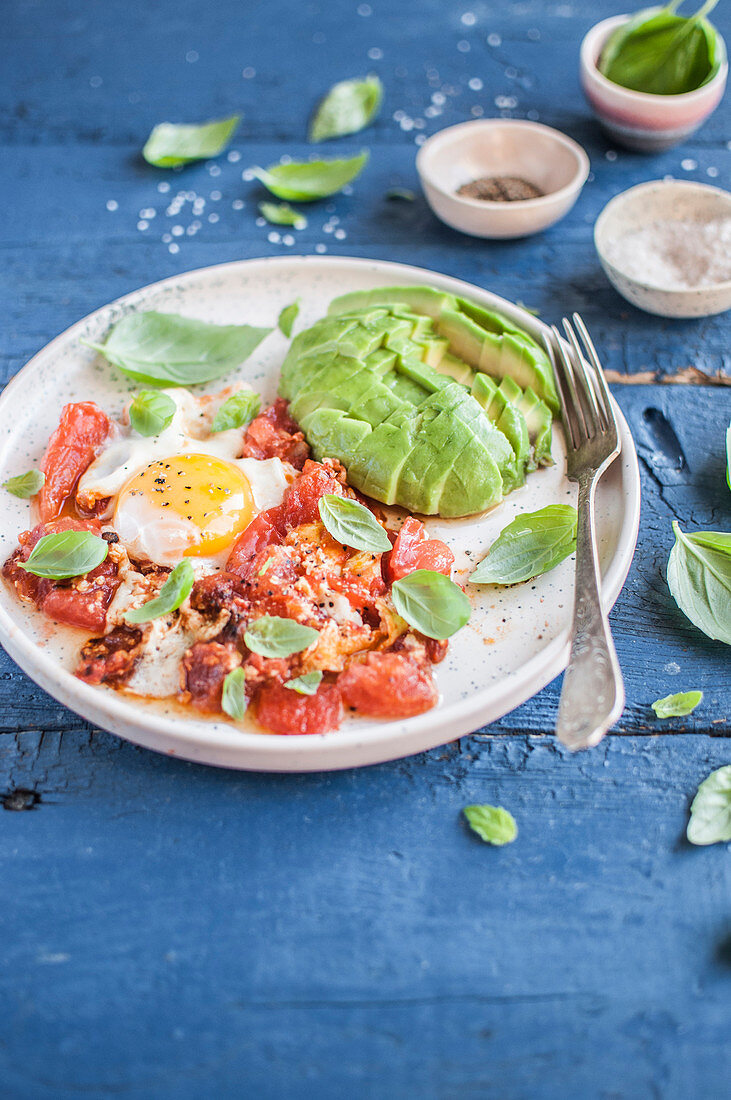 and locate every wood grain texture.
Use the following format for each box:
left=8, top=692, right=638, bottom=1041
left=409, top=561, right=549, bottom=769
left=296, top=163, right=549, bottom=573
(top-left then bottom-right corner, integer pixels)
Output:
left=0, top=0, right=729, bottom=1095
